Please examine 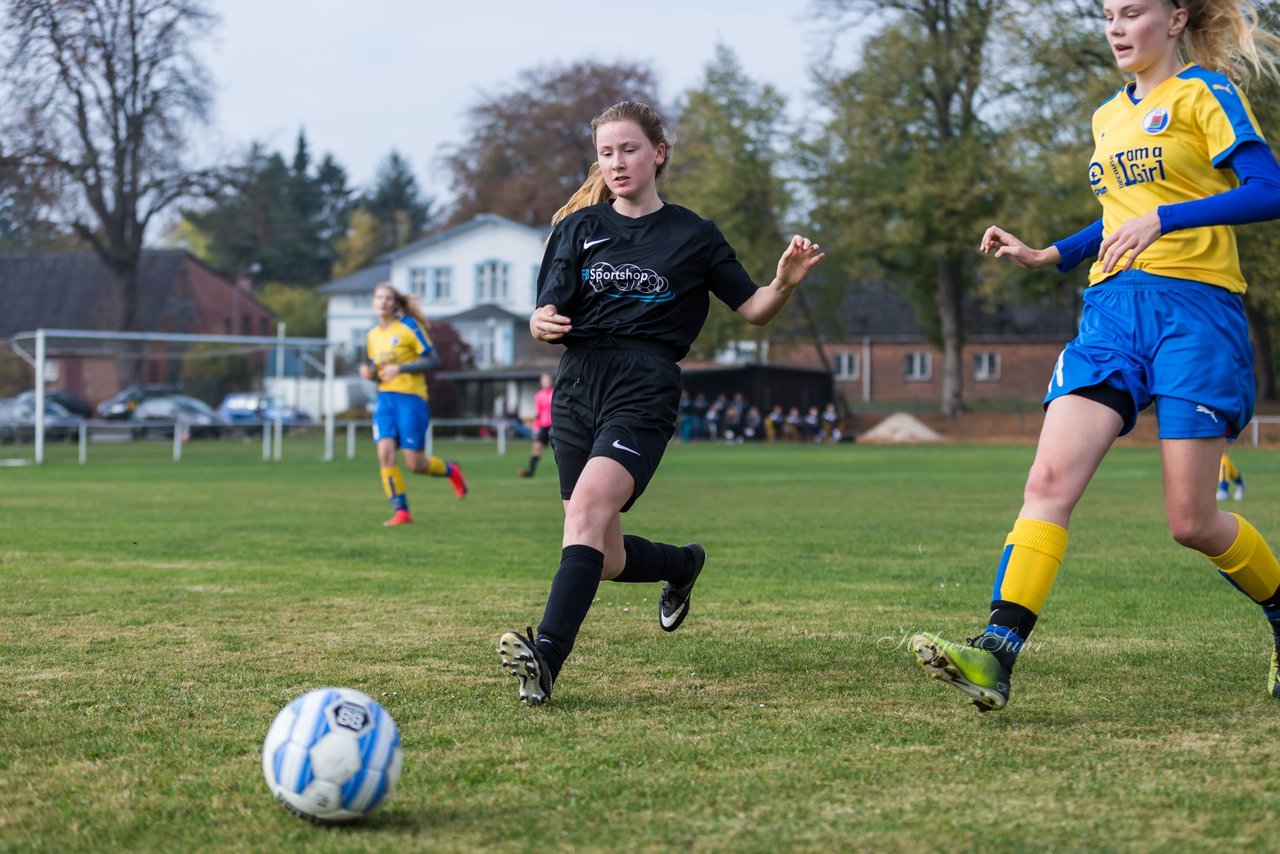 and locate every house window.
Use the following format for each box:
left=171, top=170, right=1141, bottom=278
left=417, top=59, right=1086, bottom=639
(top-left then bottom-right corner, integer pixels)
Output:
left=475, top=260, right=510, bottom=303
left=408, top=267, right=428, bottom=298
left=832, top=352, right=860, bottom=380
left=974, top=351, right=1001, bottom=381
left=905, top=351, right=932, bottom=381
left=430, top=267, right=452, bottom=302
